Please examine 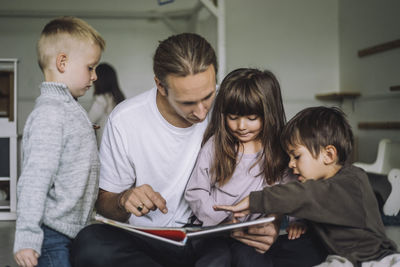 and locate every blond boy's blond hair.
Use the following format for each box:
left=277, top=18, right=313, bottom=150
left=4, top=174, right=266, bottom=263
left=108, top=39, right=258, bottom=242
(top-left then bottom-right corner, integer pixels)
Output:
left=37, top=16, right=105, bottom=71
